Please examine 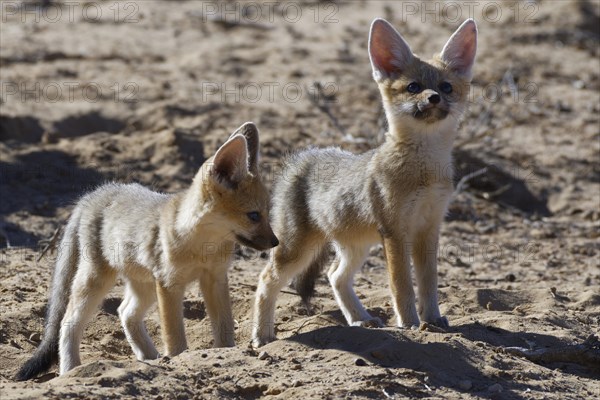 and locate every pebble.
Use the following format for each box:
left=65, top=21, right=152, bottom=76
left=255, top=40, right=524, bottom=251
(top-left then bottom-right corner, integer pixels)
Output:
left=29, top=332, right=41, bottom=343
left=258, top=351, right=269, bottom=360
left=458, top=380, right=472, bottom=390
left=488, top=383, right=503, bottom=393
left=264, top=387, right=282, bottom=395
left=354, top=358, right=367, bottom=366
left=475, top=222, right=496, bottom=234
left=292, top=380, right=303, bottom=387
